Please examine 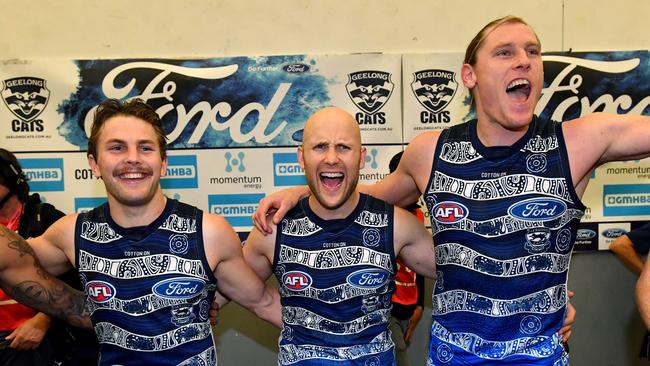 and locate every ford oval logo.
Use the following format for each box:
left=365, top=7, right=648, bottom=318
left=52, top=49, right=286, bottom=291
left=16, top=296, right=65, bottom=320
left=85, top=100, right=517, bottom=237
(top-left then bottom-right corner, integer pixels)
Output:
left=282, top=63, right=310, bottom=74
left=86, top=280, right=116, bottom=303
left=346, top=269, right=389, bottom=289
left=508, top=198, right=567, bottom=221
left=432, top=201, right=468, bottom=223
left=602, top=228, right=626, bottom=239
left=576, top=229, right=597, bottom=240
left=282, top=271, right=312, bottom=291
left=152, top=277, right=205, bottom=299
